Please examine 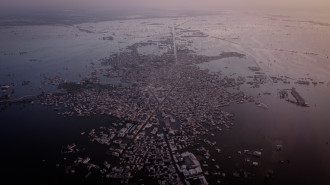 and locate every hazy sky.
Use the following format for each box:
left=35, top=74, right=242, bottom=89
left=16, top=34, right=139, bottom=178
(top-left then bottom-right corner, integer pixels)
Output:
left=2, top=0, right=330, bottom=12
